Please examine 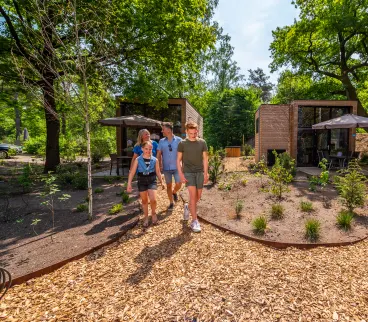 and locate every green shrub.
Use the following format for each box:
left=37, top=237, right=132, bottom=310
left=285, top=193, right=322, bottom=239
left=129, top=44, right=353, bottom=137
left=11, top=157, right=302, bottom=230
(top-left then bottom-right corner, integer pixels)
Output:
left=57, top=164, right=80, bottom=185
left=335, top=159, right=367, bottom=212
left=336, top=210, right=354, bottom=231
left=60, top=136, right=80, bottom=162
left=7, top=147, right=17, bottom=157
left=305, top=219, right=321, bottom=241
left=252, top=215, right=267, bottom=235
left=17, top=163, right=34, bottom=192
left=91, top=138, right=113, bottom=164
left=359, top=152, right=368, bottom=165
left=235, top=200, right=243, bottom=218
left=23, top=137, right=45, bottom=156
left=122, top=192, right=130, bottom=203
left=271, top=203, right=284, bottom=219
left=208, top=147, right=223, bottom=184
left=76, top=203, right=88, bottom=212
left=109, top=203, right=123, bottom=214
left=72, top=173, right=88, bottom=190
left=94, top=187, right=104, bottom=193
left=300, top=201, right=314, bottom=212
left=242, top=144, right=254, bottom=157
left=279, top=152, right=296, bottom=177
